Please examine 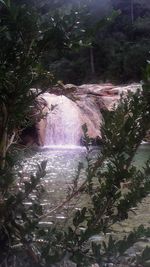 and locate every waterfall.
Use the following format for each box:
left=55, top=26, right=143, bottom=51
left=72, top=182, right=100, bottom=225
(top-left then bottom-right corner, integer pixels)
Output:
left=43, top=94, right=81, bottom=146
